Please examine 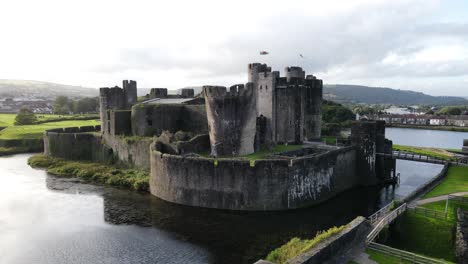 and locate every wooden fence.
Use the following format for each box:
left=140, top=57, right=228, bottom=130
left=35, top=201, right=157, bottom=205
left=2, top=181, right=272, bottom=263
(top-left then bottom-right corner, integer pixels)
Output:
left=368, top=242, right=447, bottom=264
